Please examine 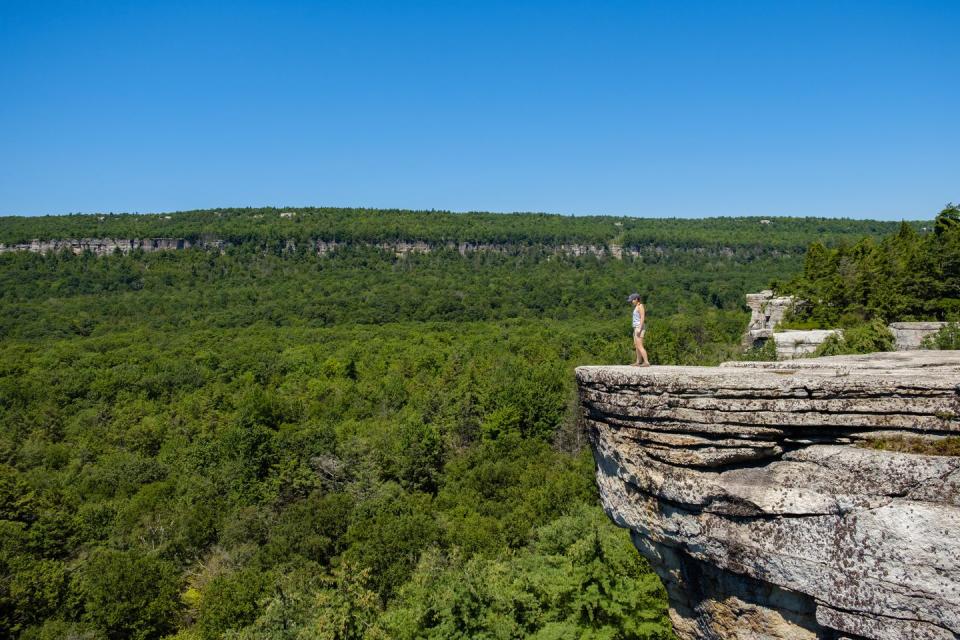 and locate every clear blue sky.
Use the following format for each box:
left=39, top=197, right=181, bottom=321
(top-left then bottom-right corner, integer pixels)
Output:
left=1, top=1, right=957, bottom=219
